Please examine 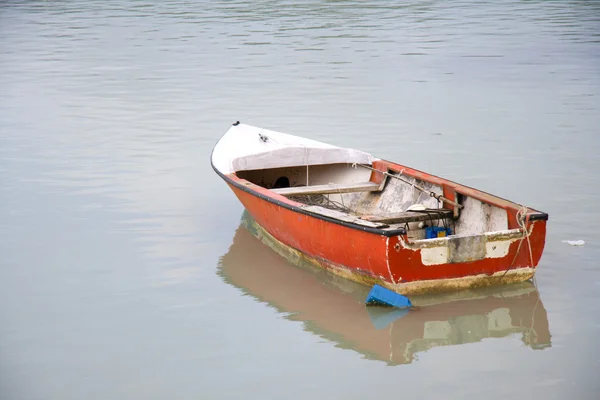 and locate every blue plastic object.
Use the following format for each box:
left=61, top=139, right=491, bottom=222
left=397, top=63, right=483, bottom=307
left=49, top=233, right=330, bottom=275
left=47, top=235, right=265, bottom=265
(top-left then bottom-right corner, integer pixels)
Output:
left=365, top=285, right=412, bottom=309
left=425, top=226, right=452, bottom=239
